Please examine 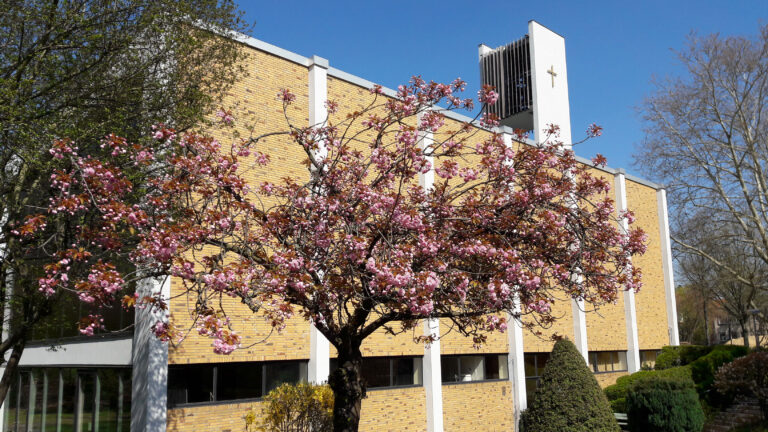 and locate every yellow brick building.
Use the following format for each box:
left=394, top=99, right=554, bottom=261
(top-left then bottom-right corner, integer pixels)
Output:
left=4, top=21, right=678, bottom=432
